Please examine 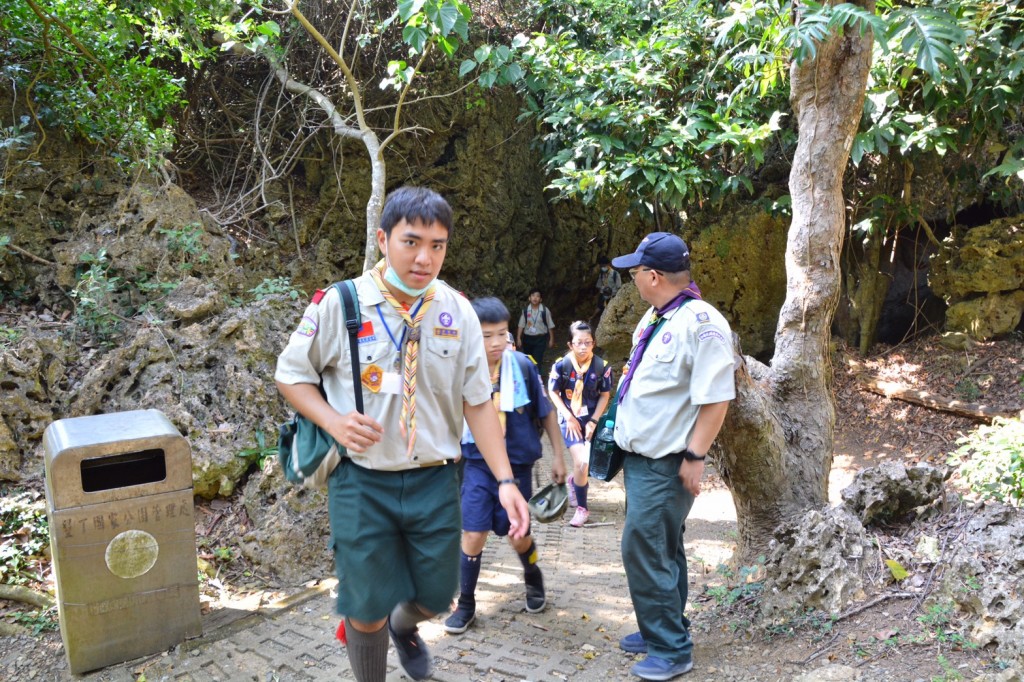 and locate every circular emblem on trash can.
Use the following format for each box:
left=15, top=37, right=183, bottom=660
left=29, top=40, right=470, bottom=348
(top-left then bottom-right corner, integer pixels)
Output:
left=105, top=529, right=159, bottom=579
